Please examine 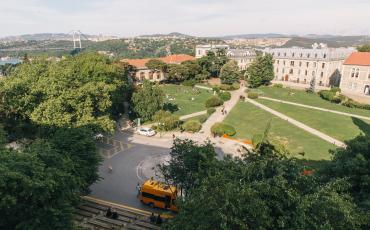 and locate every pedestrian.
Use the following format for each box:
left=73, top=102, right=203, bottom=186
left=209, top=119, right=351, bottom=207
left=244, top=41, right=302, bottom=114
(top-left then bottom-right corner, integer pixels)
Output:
left=136, top=183, right=141, bottom=197
left=112, top=210, right=119, bottom=220
left=172, top=134, right=175, bottom=139
left=108, top=165, right=113, bottom=173
left=105, top=207, right=112, bottom=218
left=156, top=214, right=163, bottom=225
left=224, top=110, right=227, bottom=114
left=149, top=213, right=156, bottom=223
